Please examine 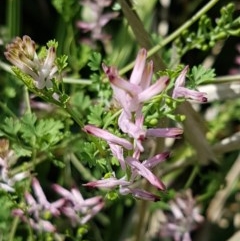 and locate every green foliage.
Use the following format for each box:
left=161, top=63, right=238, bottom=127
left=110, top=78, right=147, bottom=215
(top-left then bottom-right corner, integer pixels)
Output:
left=87, top=104, right=105, bottom=126
left=51, top=0, right=80, bottom=22
left=0, top=195, right=13, bottom=235
left=47, top=39, right=58, bottom=49
left=70, top=90, right=91, bottom=118
left=88, top=52, right=102, bottom=71
left=188, top=65, right=216, bottom=86
left=56, top=55, right=68, bottom=72
left=175, top=3, right=240, bottom=56
left=87, top=104, right=113, bottom=127
left=0, top=113, right=65, bottom=157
